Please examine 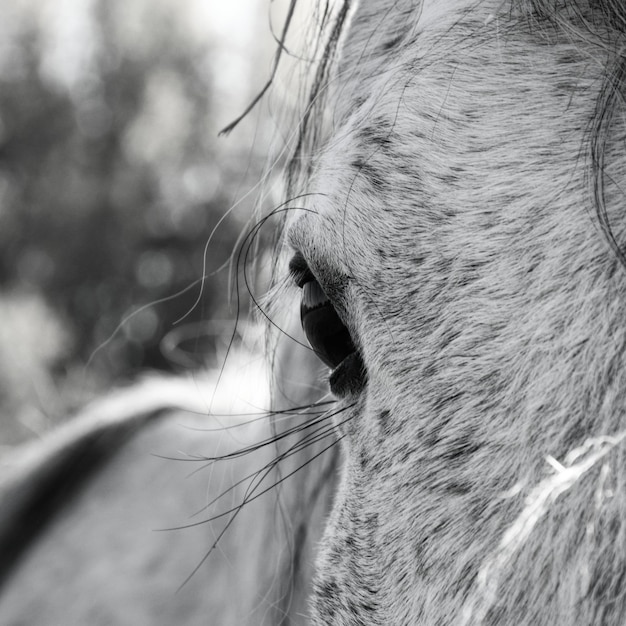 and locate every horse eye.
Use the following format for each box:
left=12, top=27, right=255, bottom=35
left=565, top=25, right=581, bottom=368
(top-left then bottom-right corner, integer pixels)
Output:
left=288, top=250, right=314, bottom=288
left=300, top=278, right=357, bottom=370
left=289, top=251, right=367, bottom=396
